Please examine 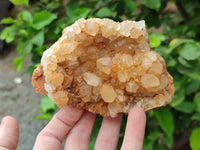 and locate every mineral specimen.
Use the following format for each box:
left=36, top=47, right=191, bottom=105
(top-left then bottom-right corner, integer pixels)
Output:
left=32, top=18, right=175, bottom=117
